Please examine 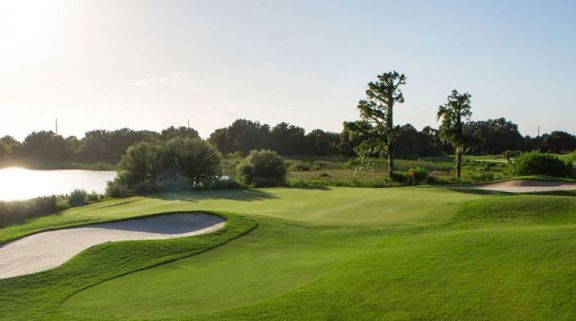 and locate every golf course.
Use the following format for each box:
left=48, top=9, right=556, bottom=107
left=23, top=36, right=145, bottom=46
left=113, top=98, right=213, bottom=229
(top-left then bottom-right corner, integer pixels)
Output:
left=1, top=184, right=576, bottom=321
